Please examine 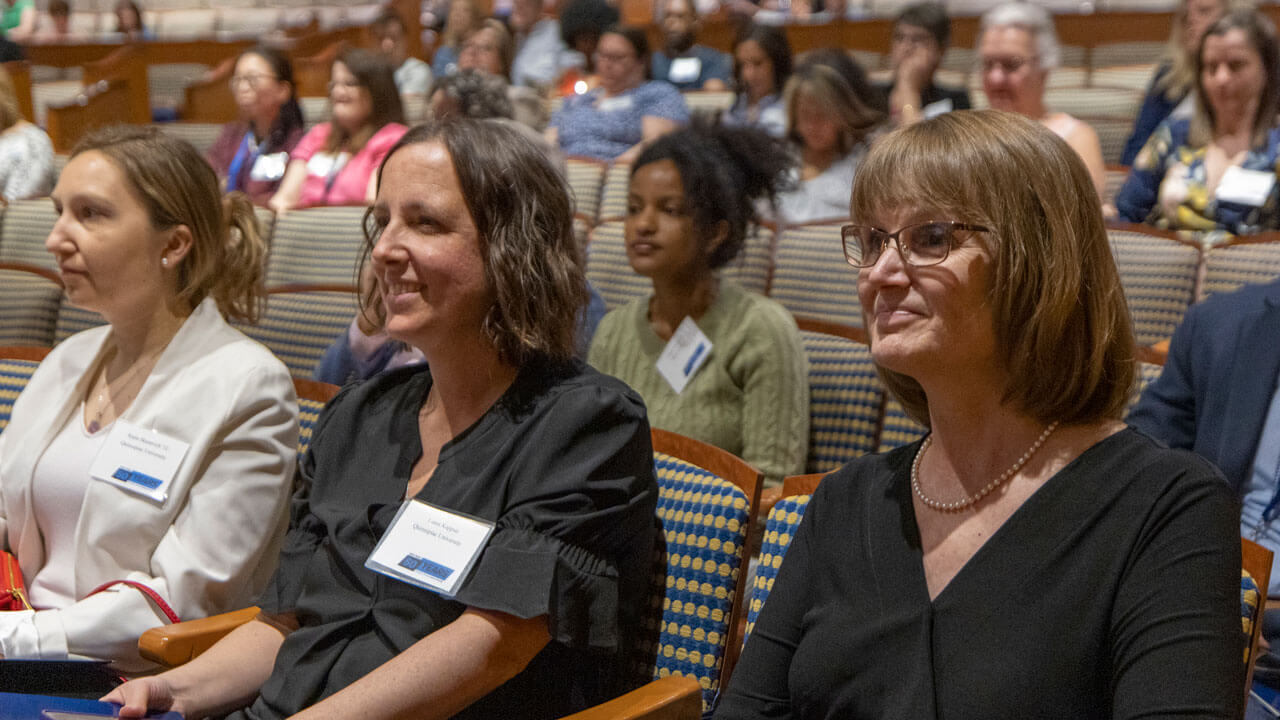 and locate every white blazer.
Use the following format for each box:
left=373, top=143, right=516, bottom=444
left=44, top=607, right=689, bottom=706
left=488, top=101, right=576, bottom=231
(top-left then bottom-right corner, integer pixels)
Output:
left=0, top=298, right=298, bottom=671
